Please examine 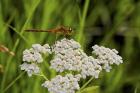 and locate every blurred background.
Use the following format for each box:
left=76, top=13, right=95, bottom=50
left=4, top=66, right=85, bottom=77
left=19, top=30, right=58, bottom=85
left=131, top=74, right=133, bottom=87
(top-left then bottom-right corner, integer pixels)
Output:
left=0, top=0, right=140, bottom=93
